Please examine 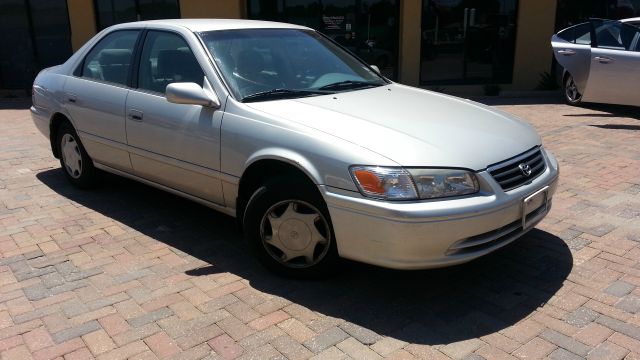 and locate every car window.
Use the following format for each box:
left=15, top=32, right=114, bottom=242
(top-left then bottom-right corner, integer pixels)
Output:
left=137, top=31, right=205, bottom=94
left=557, top=23, right=591, bottom=45
left=574, top=24, right=592, bottom=45
left=592, top=20, right=640, bottom=51
left=199, top=29, right=386, bottom=100
left=81, top=30, right=139, bottom=86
